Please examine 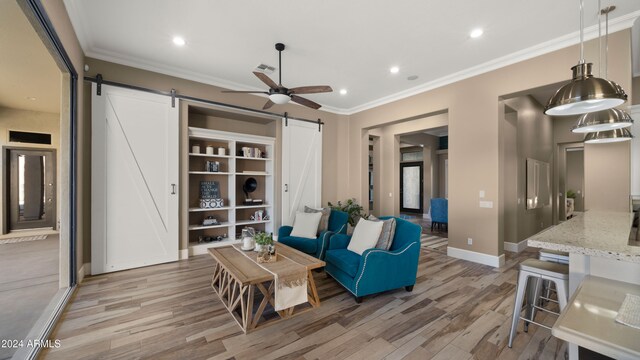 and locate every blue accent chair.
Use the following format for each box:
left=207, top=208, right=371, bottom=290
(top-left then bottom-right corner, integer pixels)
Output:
left=278, top=210, right=348, bottom=260
left=324, top=217, right=422, bottom=303
left=430, top=198, right=448, bottom=232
